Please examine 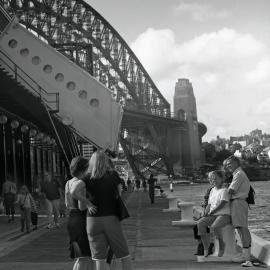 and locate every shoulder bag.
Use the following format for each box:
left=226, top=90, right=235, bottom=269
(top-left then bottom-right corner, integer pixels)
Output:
left=113, top=179, right=130, bottom=221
